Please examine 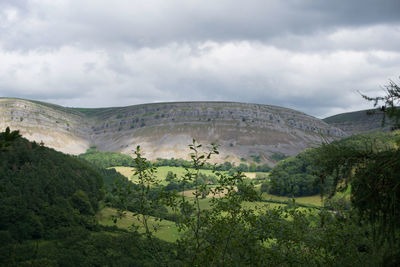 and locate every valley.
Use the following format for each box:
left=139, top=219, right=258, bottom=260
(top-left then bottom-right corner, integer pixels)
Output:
left=1, top=98, right=399, bottom=266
